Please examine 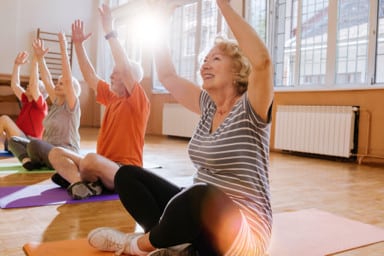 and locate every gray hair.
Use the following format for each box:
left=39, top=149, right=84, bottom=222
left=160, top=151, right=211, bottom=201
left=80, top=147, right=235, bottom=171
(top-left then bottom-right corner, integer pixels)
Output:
left=129, top=61, right=144, bottom=82
left=57, top=75, right=81, bottom=97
